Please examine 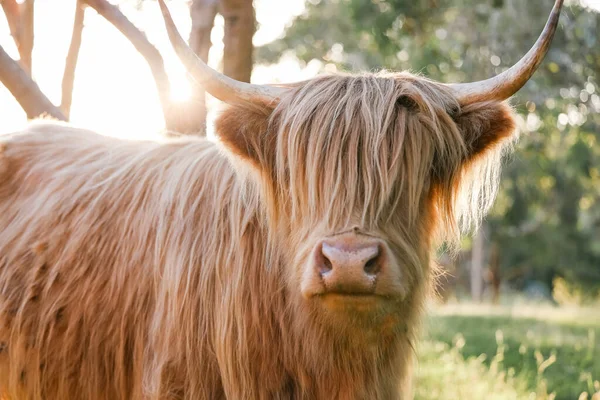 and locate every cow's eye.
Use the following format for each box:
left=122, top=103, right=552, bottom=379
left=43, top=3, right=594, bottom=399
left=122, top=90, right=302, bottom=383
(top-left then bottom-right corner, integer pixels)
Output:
left=396, top=95, right=417, bottom=111
left=447, top=105, right=460, bottom=121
